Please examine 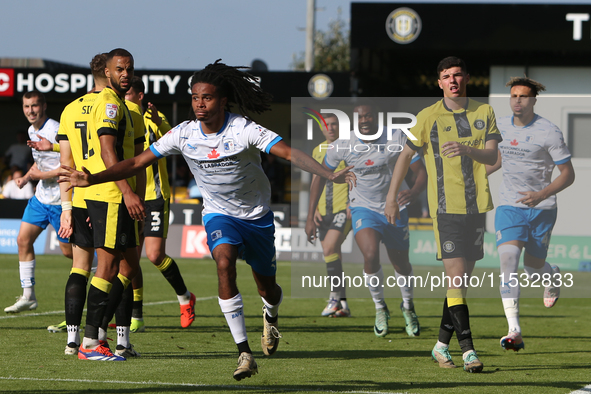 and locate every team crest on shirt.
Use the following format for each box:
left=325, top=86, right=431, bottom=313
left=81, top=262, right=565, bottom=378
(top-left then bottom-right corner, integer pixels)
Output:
left=473, top=119, right=485, bottom=130
left=223, top=138, right=235, bottom=153
left=525, top=135, right=535, bottom=143
left=106, top=104, right=118, bottom=119
left=443, top=241, right=455, bottom=253
left=211, top=230, right=222, bottom=241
